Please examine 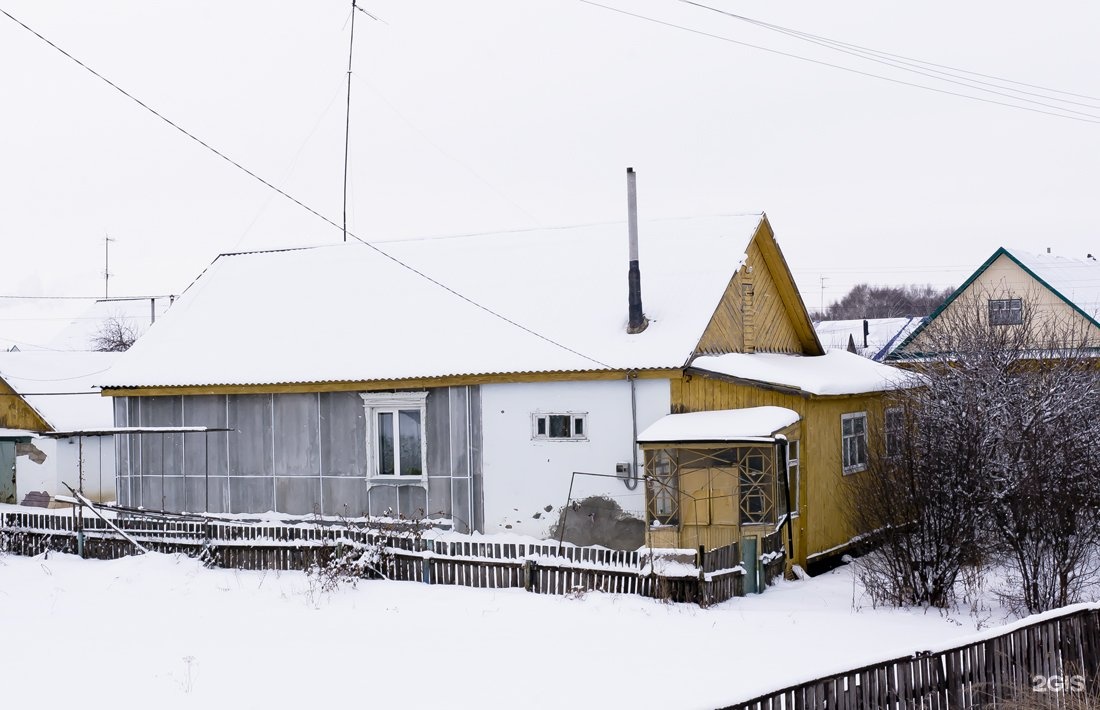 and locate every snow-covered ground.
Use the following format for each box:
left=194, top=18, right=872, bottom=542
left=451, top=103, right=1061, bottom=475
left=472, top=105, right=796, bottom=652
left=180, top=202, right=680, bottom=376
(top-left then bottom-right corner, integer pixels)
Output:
left=0, top=551, right=1041, bottom=709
